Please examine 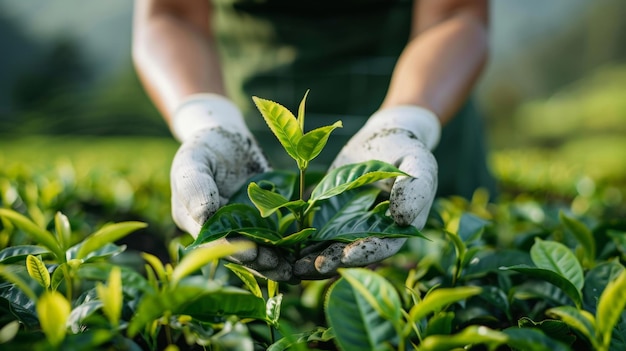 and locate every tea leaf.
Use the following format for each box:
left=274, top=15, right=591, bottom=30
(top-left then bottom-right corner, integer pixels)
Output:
left=596, top=269, right=626, bottom=348
left=36, top=290, right=71, bottom=347
left=339, top=268, right=402, bottom=323
left=310, top=160, right=407, bottom=202
left=419, top=325, right=508, bottom=351
left=0, top=320, right=20, bottom=344
left=96, top=266, right=122, bottom=326
left=297, top=90, right=309, bottom=132
left=53, top=212, right=71, bottom=251
left=0, top=245, right=49, bottom=264
left=229, top=171, right=297, bottom=206
left=128, top=281, right=266, bottom=336
left=193, top=204, right=278, bottom=246
left=274, top=228, right=316, bottom=246
left=547, top=306, right=597, bottom=347
left=225, top=263, right=263, bottom=298
left=67, top=300, right=102, bottom=334
left=325, top=273, right=397, bottom=350
left=248, top=182, right=307, bottom=217
left=252, top=96, right=302, bottom=163
left=141, top=252, right=167, bottom=283
left=313, top=198, right=422, bottom=242
left=26, top=255, right=50, bottom=289
left=76, top=221, right=147, bottom=260
left=531, top=238, right=584, bottom=291
left=171, top=241, right=254, bottom=286
left=266, top=294, right=283, bottom=327
left=409, top=286, right=482, bottom=323
left=0, top=209, right=63, bottom=260
left=583, top=261, right=624, bottom=313
left=297, top=121, right=343, bottom=165
left=502, top=264, right=583, bottom=308
left=502, top=327, right=572, bottom=351
left=0, top=265, right=37, bottom=301
left=560, top=212, right=596, bottom=267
